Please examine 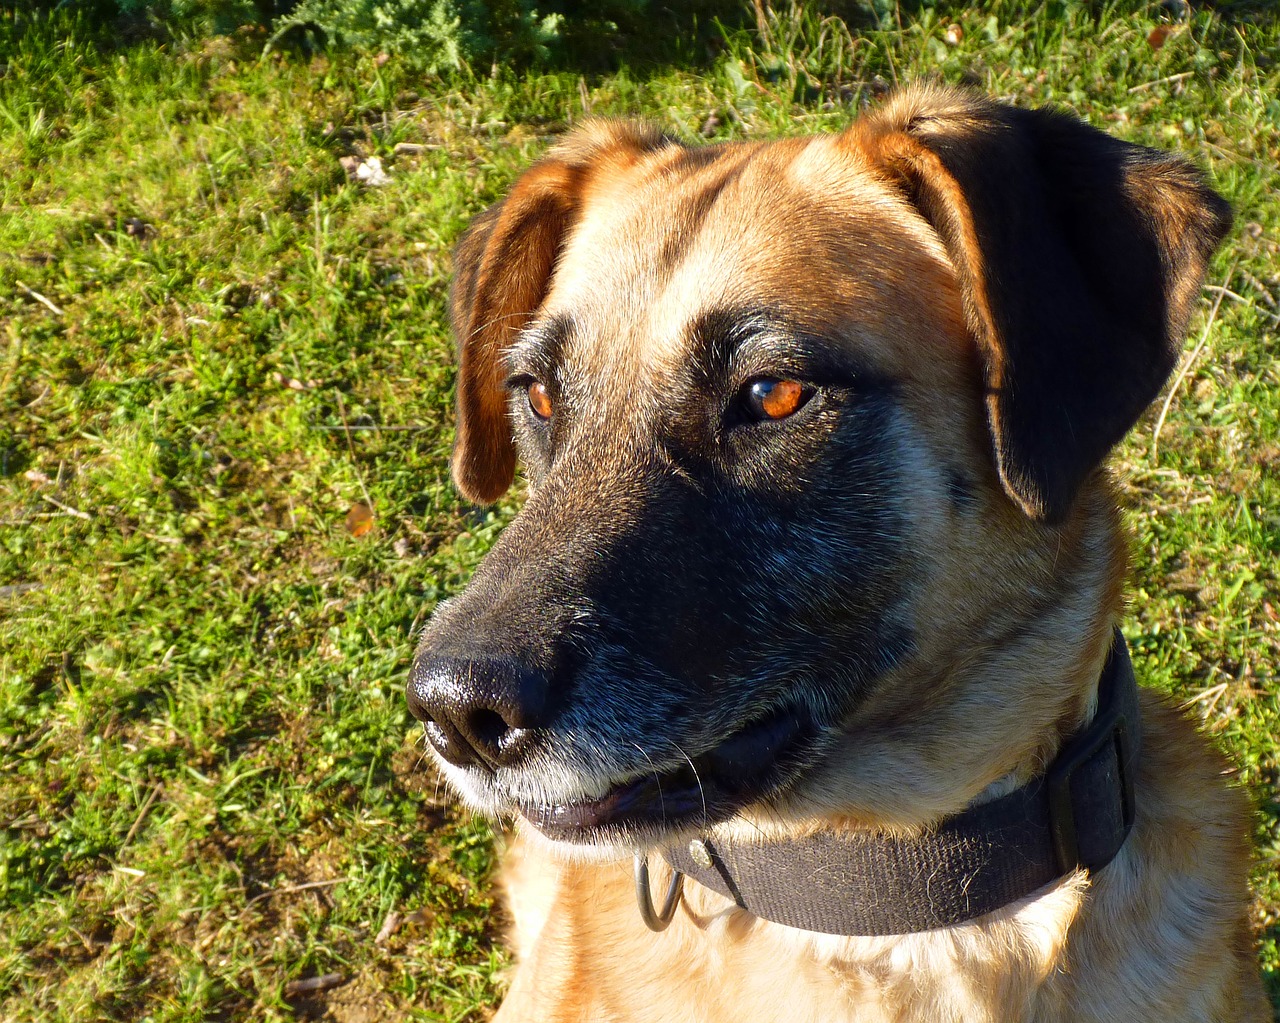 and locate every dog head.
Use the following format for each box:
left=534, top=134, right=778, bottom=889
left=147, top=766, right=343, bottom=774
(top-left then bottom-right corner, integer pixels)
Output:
left=408, top=86, right=1229, bottom=851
